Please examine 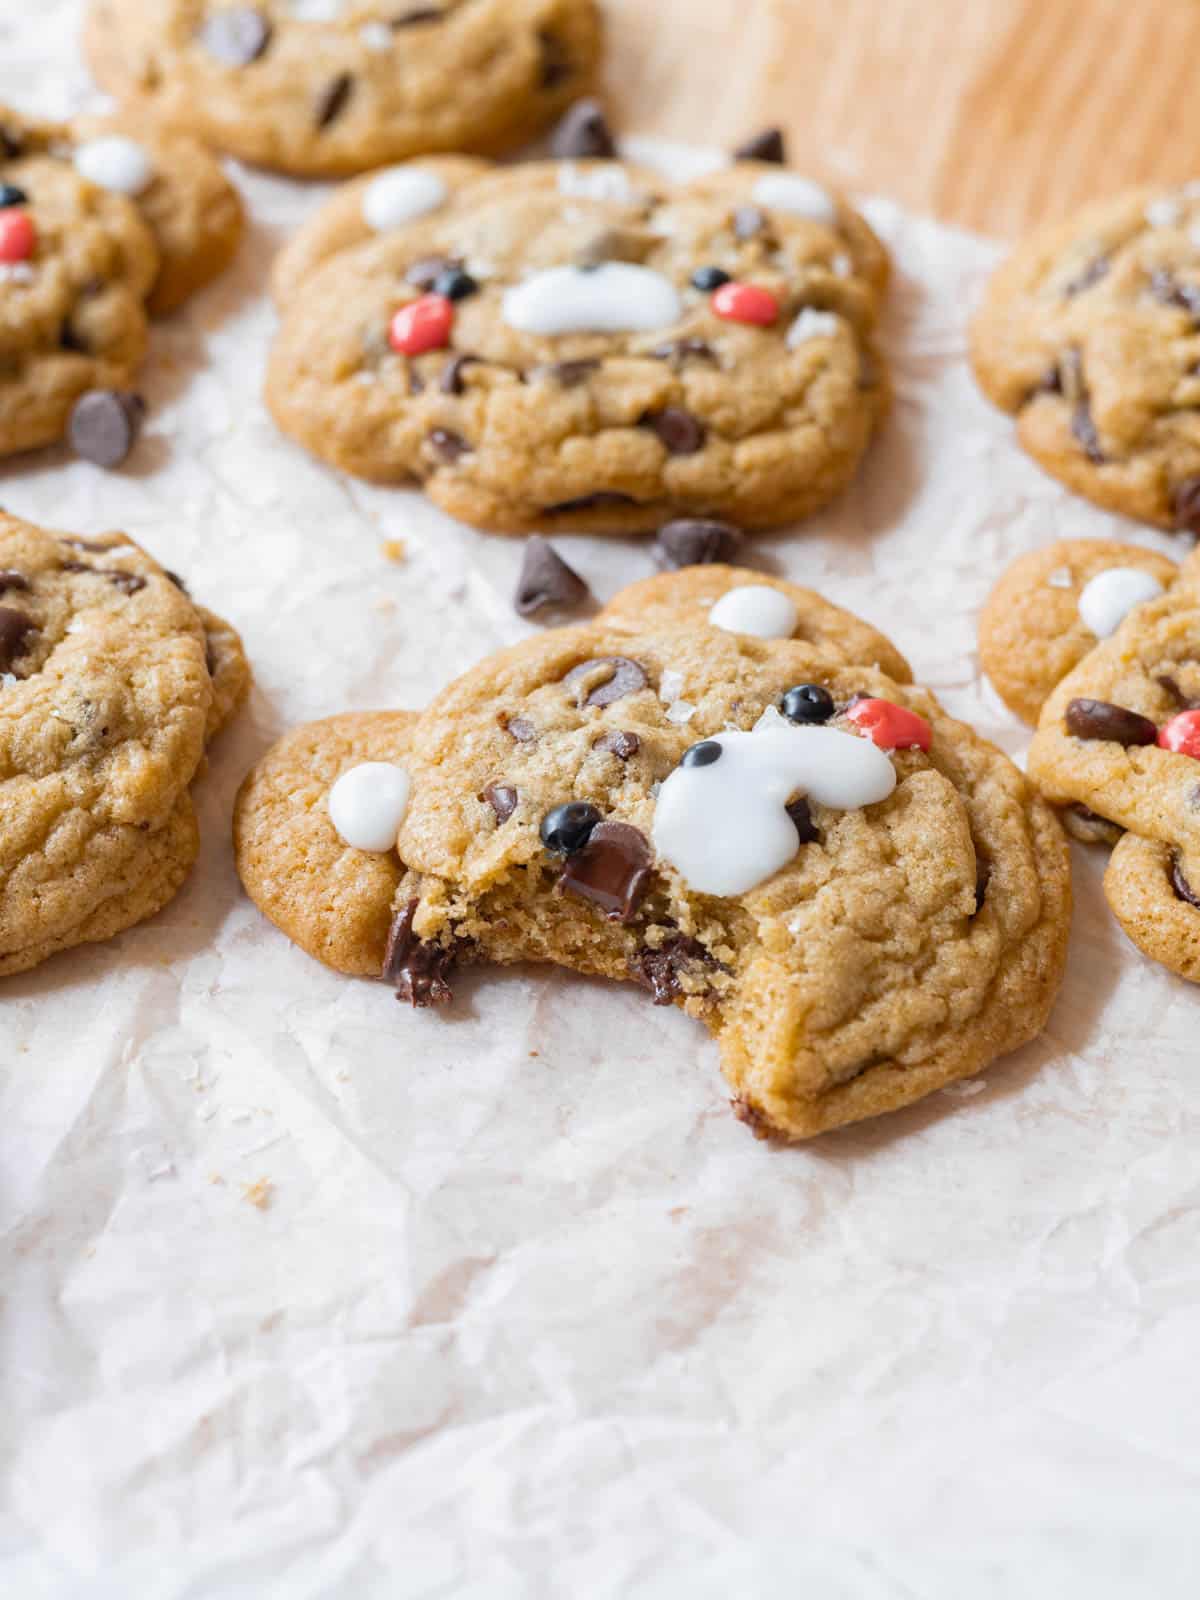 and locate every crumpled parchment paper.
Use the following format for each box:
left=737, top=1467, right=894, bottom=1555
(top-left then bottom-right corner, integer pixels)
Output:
left=3, top=6, right=1200, bottom=1596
